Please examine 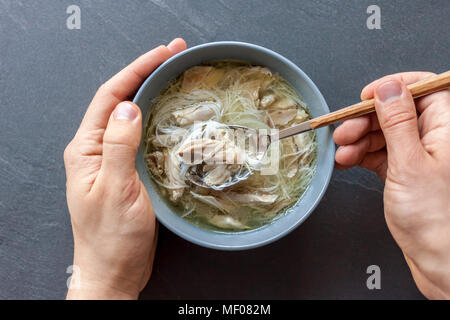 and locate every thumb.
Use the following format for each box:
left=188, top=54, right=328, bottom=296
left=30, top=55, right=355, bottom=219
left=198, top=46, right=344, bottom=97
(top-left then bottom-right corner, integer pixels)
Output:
left=101, top=101, right=142, bottom=182
left=374, top=79, right=424, bottom=164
